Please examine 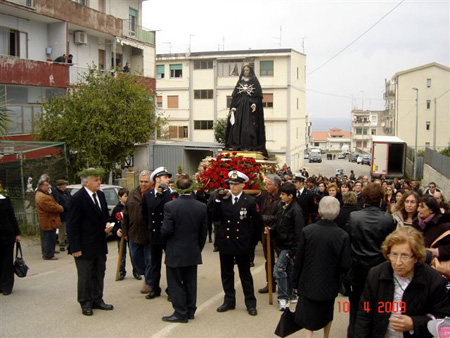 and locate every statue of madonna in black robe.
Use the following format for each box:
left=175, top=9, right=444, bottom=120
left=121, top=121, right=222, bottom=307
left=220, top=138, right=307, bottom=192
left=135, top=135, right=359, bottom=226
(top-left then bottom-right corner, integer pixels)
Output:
left=225, top=65, right=268, bottom=158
